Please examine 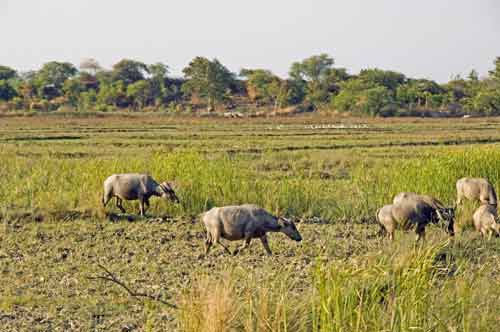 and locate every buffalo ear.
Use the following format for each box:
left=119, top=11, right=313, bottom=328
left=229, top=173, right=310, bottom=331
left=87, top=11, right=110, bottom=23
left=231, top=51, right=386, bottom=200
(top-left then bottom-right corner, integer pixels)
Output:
left=160, top=182, right=175, bottom=192
left=279, top=217, right=292, bottom=226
